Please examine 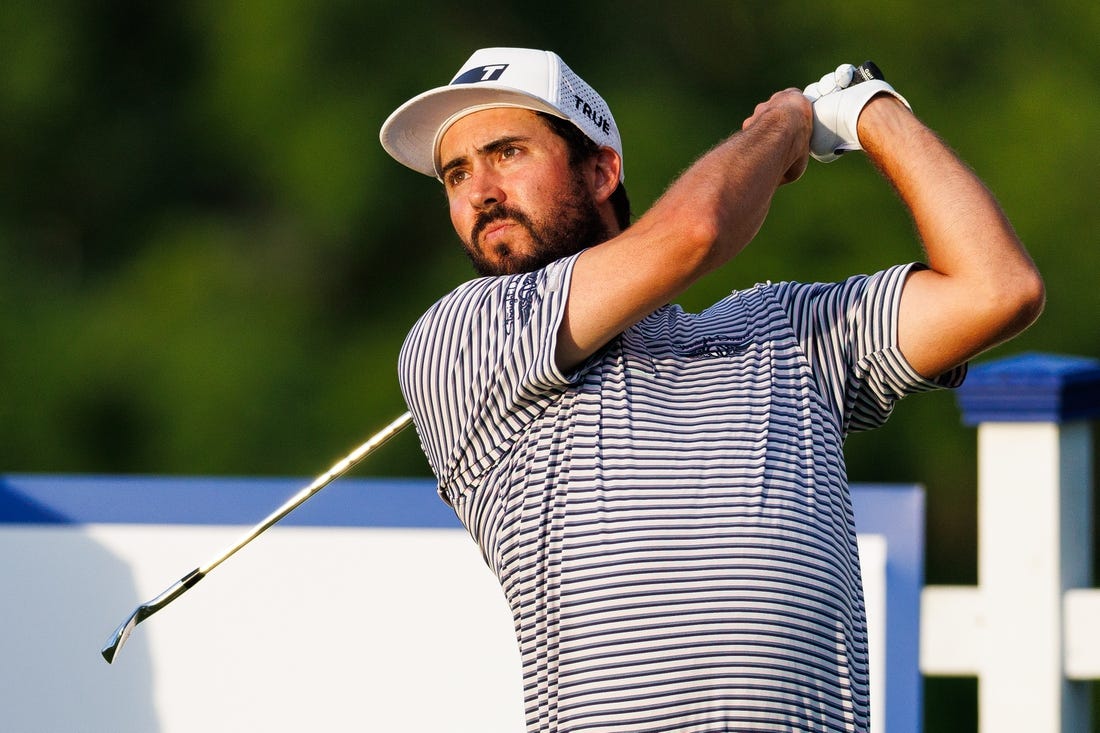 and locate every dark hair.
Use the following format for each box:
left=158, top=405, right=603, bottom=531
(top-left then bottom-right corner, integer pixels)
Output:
left=537, top=112, right=631, bottom=231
